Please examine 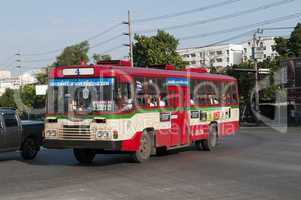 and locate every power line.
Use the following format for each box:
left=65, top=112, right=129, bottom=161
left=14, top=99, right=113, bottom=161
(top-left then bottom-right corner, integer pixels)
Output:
left=181, top=29, right=255, bottom=50
left=134, top=0, right=243, bottom=23
left=22, top=58, right=54, bottom=63
left=21, top=48, right=63, bottom=57
left=207, top=30, right=256, bottom=47
left=97, top=45, right=125, bottom=55
left=90, top=34, right=124, bottom=49
left=204, top=29, right=256, bottom=47
left=86, top=23, right=123, bottom=41
left=136, top=0, right=295, bottom=33
left=261, top=26, right=295, bottom=31
left=22, top=23, right=124, bottom=57
left=91, top=45, right=125, bottom=55
left=2, top=61, right=15, bottom=70
left=0, top=54, right=16, bottom=66
left=179, top=12, right=301, bottom=41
